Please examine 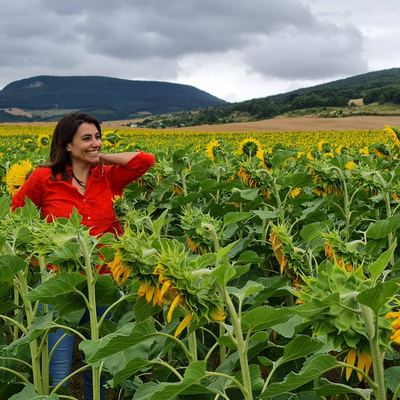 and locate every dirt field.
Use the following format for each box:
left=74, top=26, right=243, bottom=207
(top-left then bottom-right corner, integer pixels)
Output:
left=102, top=115, right=400, bottom=131
left=0, top=107, right=33, bottom=117
left=2, top=115, right=400, bottom=132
